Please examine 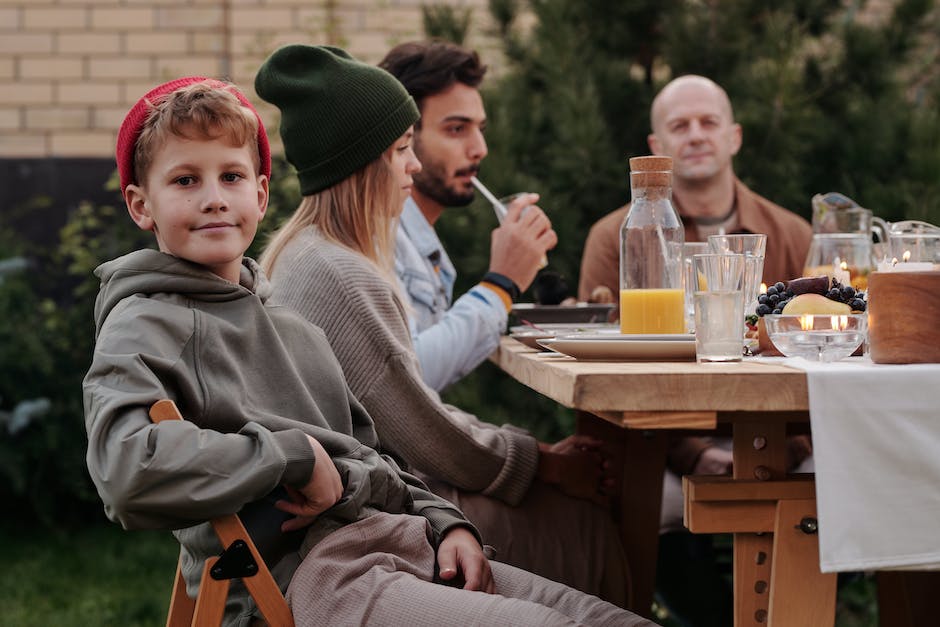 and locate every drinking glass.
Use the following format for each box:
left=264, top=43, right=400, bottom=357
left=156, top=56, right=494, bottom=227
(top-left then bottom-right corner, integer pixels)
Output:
left=708, top=234, right=767, bottom=314
left=693, top=253, right=746, bottom=363
left=496, top=192, right=549, bottom=269
left=496, top=192, right=530, bottom=221
left=682, top=242, right=710, bottom=332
